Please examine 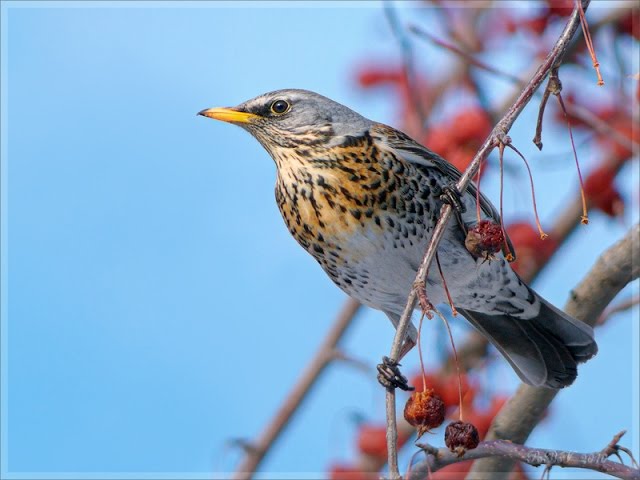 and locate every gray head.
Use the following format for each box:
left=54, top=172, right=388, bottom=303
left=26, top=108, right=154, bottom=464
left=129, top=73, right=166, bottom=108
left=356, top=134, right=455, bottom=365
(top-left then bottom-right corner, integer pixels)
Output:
left=198, top=89, right=373, bottom=154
